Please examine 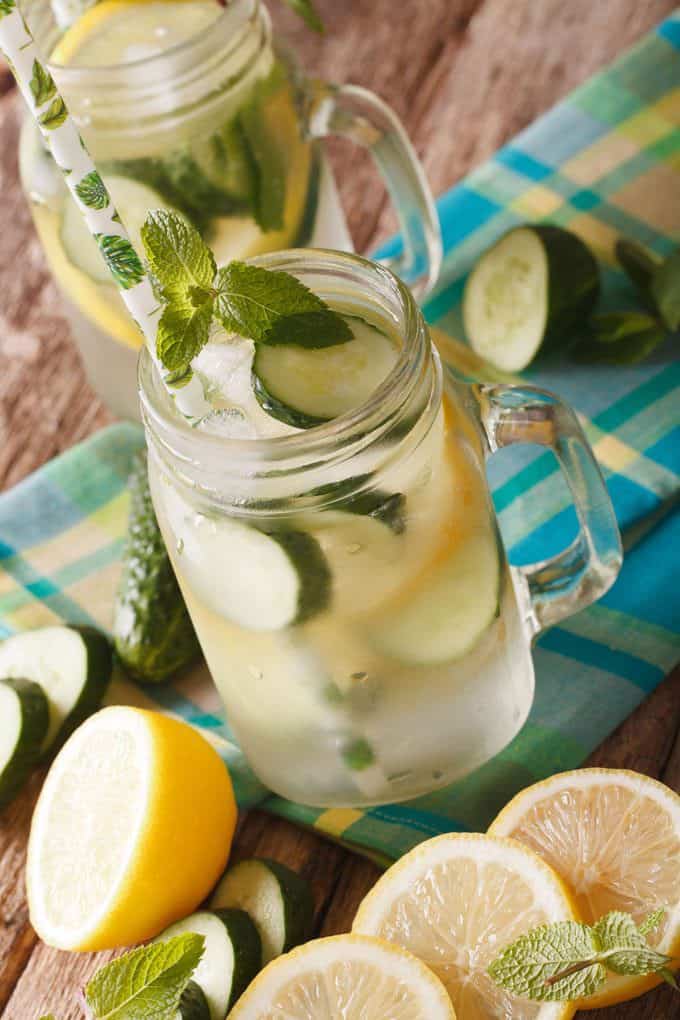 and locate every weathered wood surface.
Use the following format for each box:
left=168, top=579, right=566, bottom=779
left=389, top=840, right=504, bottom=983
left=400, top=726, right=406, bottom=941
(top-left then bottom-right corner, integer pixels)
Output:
left=0, top=1, right=678, bottom=1017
